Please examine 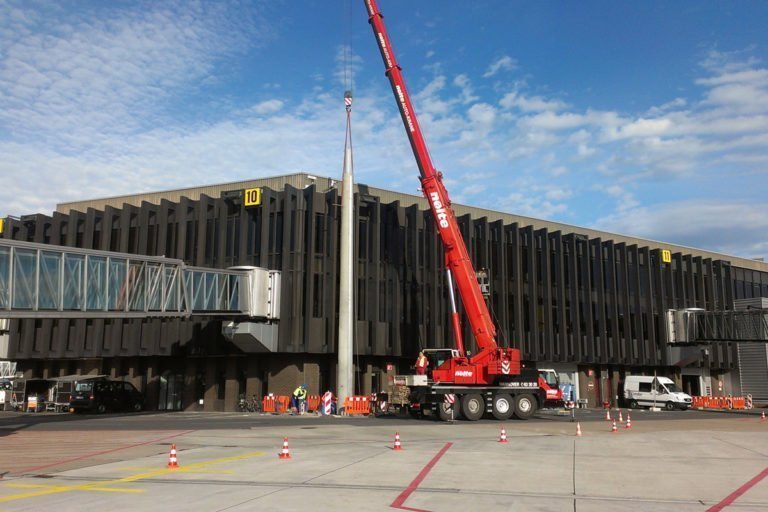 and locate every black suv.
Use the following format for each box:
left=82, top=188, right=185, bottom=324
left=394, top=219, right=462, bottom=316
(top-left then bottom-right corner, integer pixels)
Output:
left=69, top=379, right=144, bottom=413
